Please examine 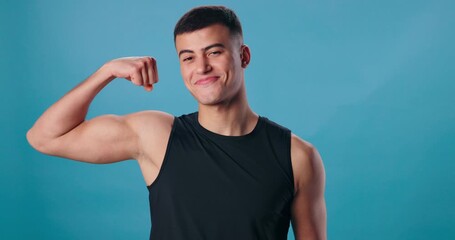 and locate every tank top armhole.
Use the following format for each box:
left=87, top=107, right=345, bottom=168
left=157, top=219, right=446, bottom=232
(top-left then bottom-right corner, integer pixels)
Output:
left=263, top=117, right=295, bottom=197
left=286, top=130, right=295, bottom=196
left=147, top=116, right=177, bottom=190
